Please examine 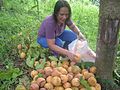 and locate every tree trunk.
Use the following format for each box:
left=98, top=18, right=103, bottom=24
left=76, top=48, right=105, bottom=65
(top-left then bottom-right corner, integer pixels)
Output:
left=95, top=0, right=120, bottom=89
left=97, top=18, right=119, bottom=79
